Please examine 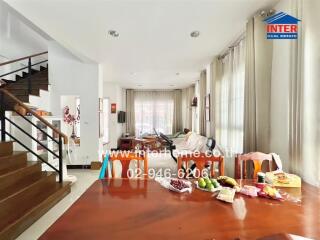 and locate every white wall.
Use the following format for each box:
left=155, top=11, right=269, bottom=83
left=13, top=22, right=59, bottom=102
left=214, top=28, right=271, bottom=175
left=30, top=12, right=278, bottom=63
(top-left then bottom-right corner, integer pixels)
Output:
left=0, top=0, right=47, bottom=60
left=103, top=82, right=125, bottom=150
left=48, top=41, right=102, bottom=165
left=0, top=0, right=48, bottom=79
